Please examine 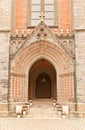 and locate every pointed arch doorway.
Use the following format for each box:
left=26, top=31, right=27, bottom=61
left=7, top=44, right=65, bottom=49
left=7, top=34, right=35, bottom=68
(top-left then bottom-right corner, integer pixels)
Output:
left=36, top=73, right=51, bottom=98
left=29, top=59, right=56, bottom=100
